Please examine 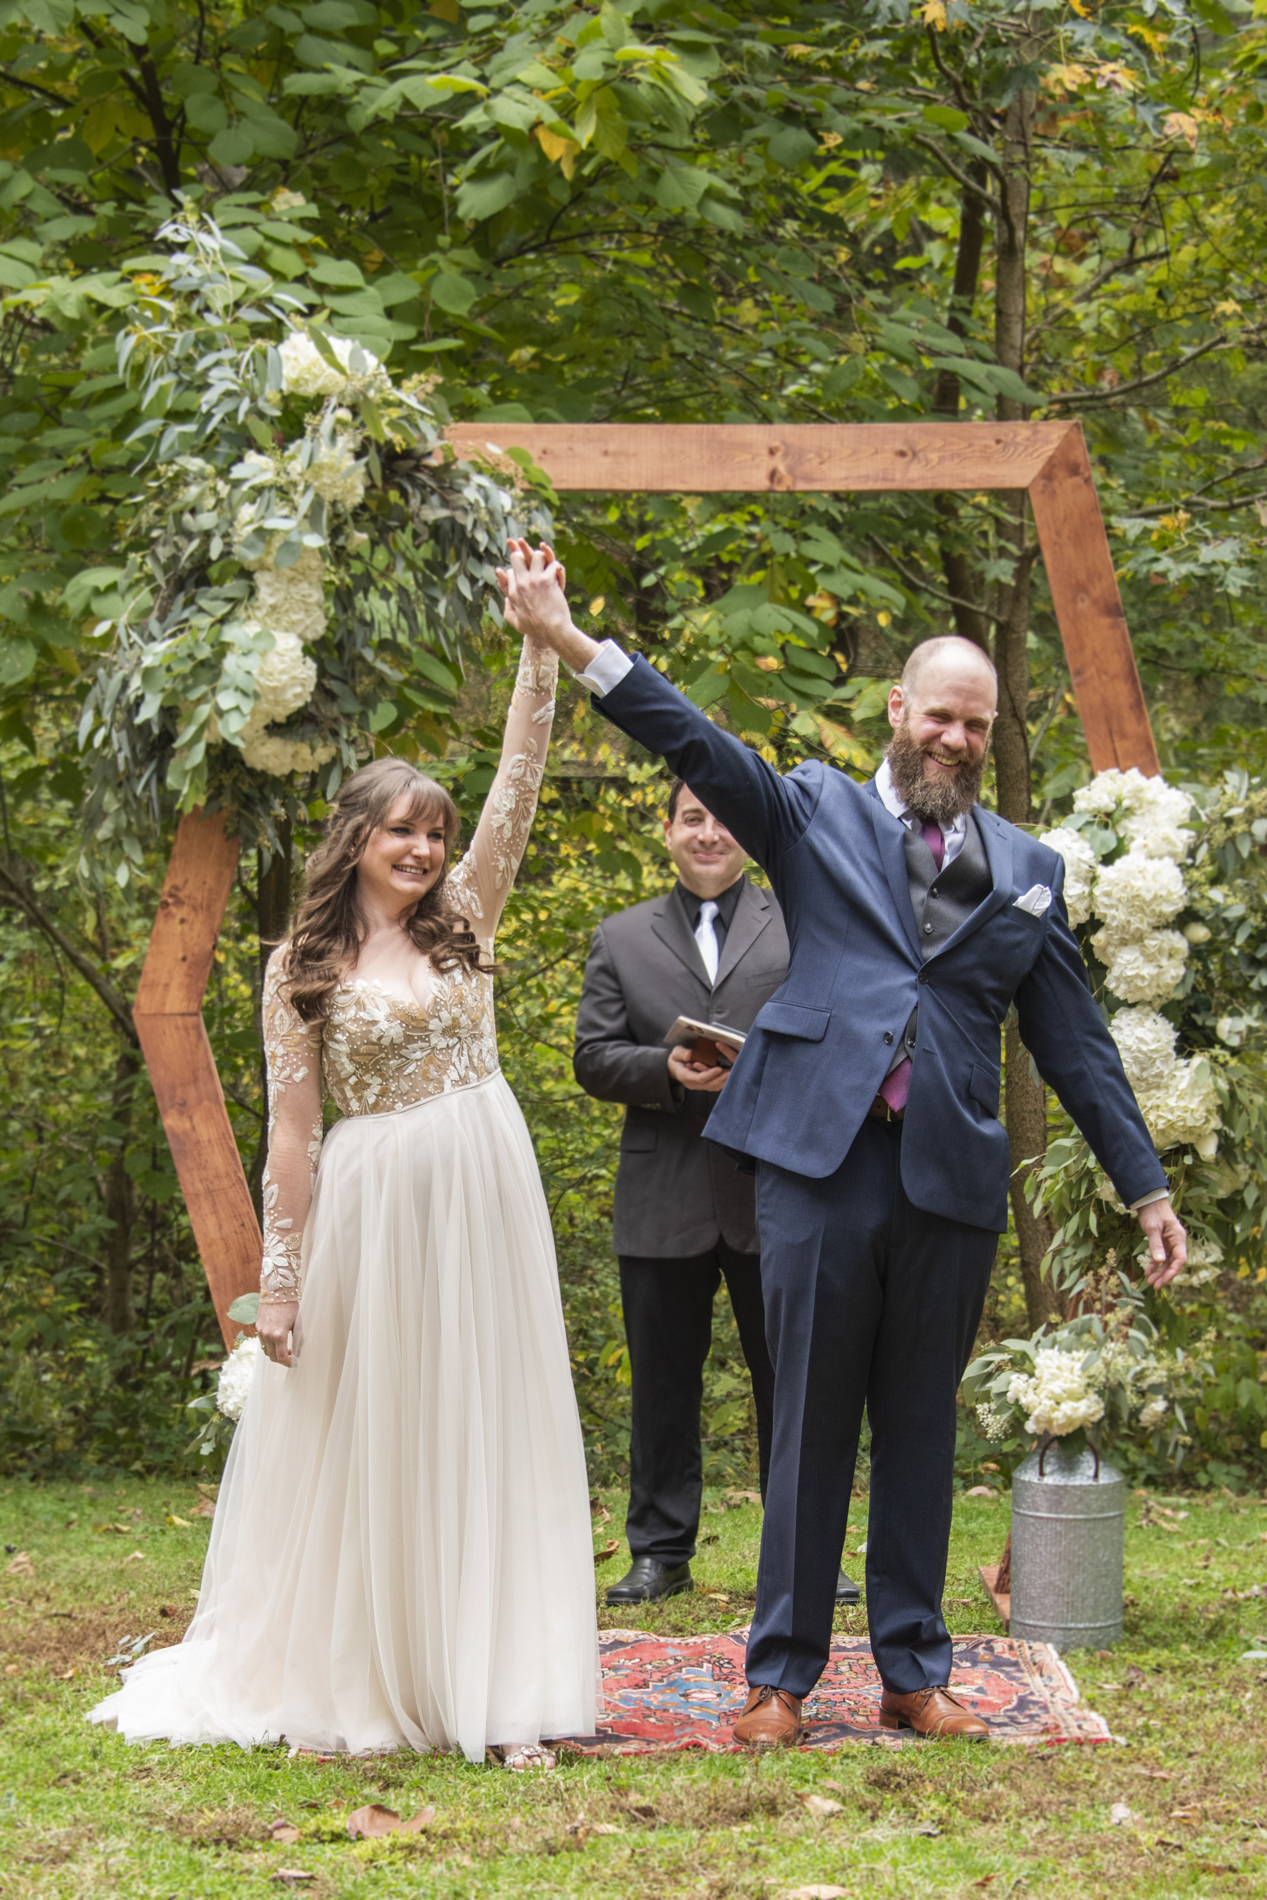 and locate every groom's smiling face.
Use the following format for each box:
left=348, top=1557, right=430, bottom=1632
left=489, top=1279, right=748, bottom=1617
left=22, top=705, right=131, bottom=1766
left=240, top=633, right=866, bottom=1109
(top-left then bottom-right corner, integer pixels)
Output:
left=885, top=644, right=997, bottom=824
